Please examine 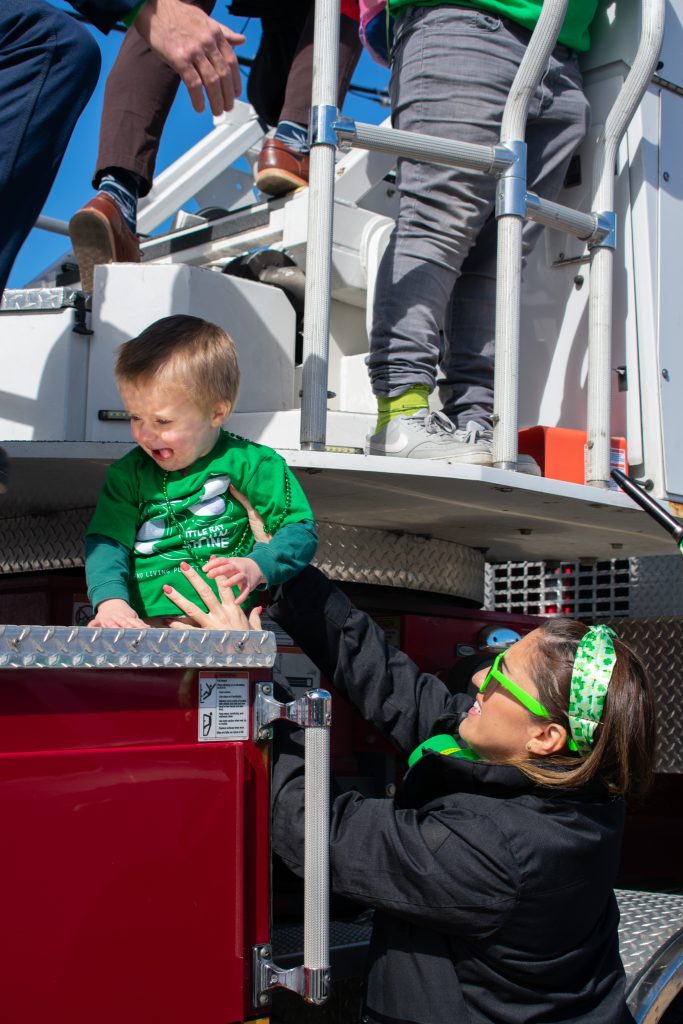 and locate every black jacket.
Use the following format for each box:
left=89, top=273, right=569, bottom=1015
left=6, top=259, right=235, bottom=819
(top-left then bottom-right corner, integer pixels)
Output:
left=270, top=567, right=634, bottom=1024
